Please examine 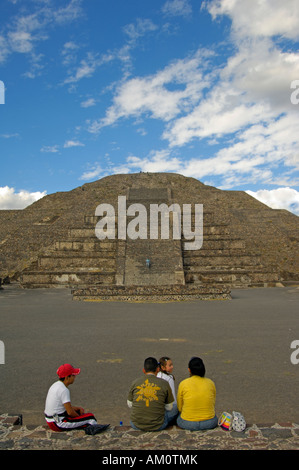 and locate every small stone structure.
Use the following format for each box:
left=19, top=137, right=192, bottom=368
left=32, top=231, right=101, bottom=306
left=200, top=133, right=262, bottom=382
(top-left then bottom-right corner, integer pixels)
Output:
left=0, top=173, right=298, bottom=301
